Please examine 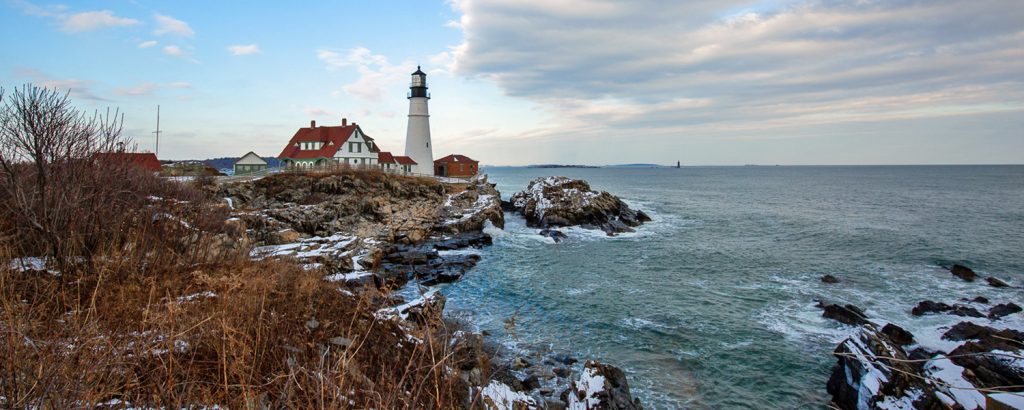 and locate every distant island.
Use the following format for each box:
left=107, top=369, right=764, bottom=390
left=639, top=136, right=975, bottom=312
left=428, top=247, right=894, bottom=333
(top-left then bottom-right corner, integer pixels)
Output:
left=527, top=164, right=601, bottom=169
left=604, top=163, right=665, bottom=168
left=527, top=163, right=668, bottom=169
